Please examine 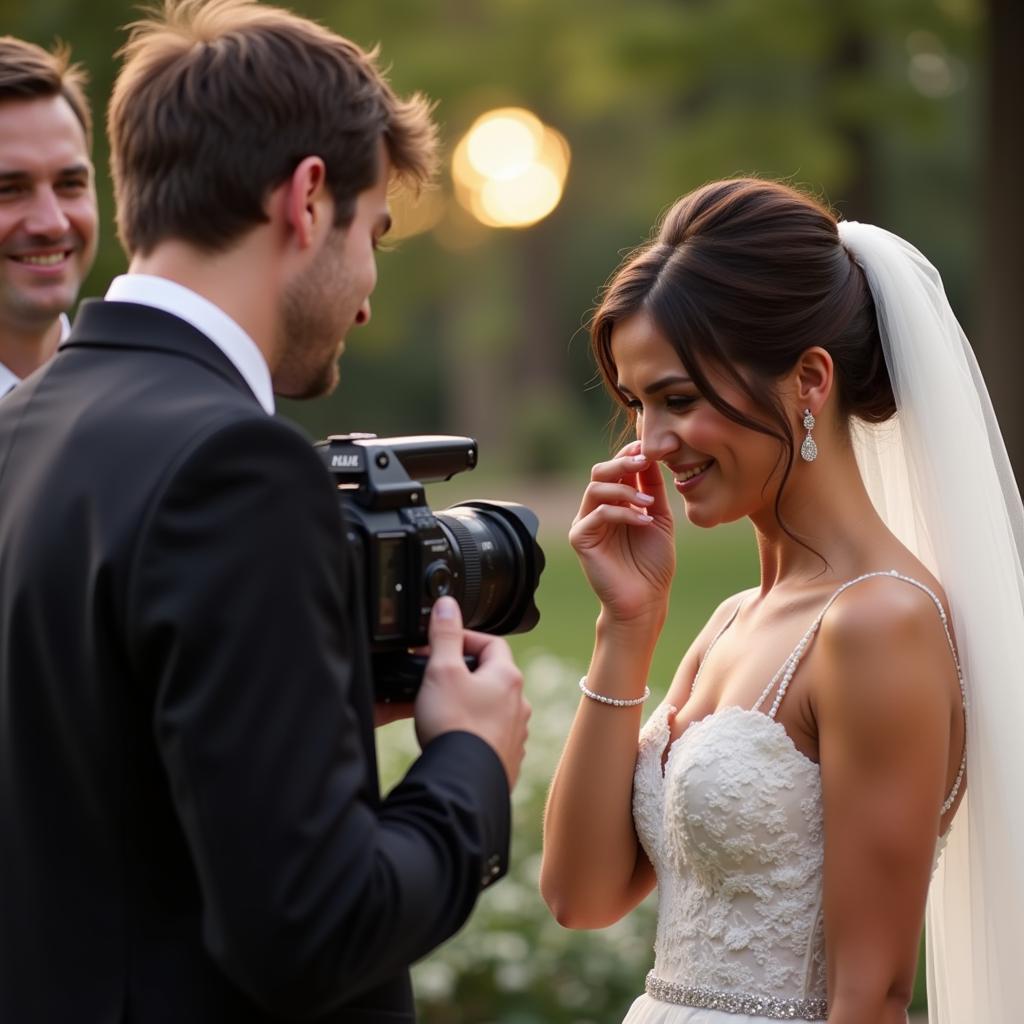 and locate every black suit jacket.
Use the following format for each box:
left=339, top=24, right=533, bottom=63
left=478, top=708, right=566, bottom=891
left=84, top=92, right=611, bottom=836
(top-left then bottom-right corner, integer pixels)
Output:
left=0, top=300, right=510, bottom=1023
